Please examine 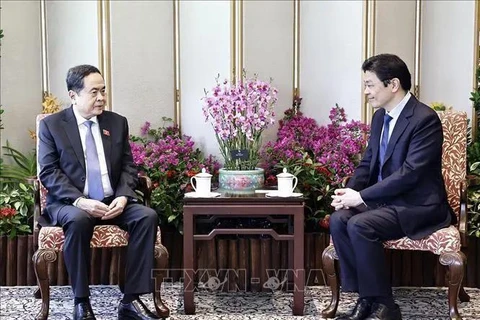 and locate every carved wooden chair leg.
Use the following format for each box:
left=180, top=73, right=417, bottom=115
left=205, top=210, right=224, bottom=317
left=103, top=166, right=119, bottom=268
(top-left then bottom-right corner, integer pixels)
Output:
left=153, top=246, right=170, bottom=319
left=321, top=245, right=340, bottom=319
left=32, top=249, right=57, bottom=320
left=440, top=251, right=466, bottom=320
